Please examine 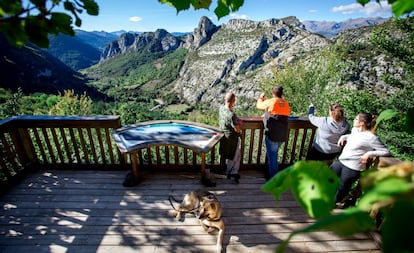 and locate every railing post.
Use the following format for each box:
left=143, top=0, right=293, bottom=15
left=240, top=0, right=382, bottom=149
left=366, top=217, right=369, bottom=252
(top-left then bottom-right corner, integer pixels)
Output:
left=12, top=128, right=37, bottom=169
